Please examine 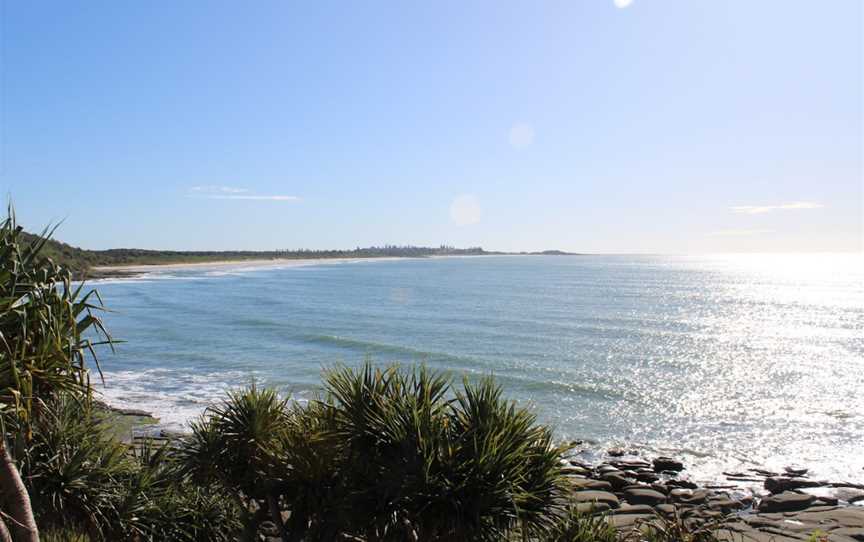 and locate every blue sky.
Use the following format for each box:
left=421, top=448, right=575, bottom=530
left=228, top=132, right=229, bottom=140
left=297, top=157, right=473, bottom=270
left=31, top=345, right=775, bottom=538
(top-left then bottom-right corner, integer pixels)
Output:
left=1, top=0, right=861, bottom=252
